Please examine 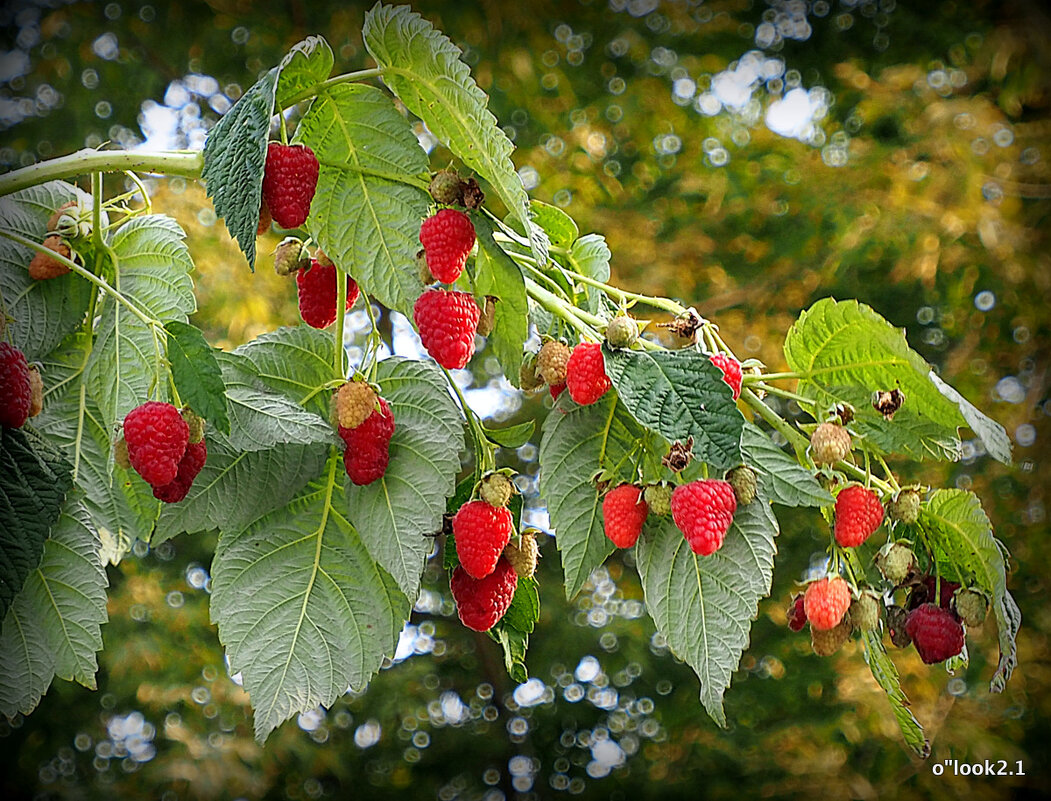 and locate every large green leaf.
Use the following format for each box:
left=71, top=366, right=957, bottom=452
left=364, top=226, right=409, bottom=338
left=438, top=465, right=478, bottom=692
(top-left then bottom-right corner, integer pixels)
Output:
left=211, top=459, right=409, bottom=742
left=298, top=83, right=430, bottom=318
left=229, top=326, right=335, bottom=419
left=345, top=358, right=464, bottom=601
left=530, top=200, right=578, bottom=250
left=739, top=423, right=833, bottom=508
left=275, top=36, right=334, bottom=108
left=635, top=501, right=779, bottom=727
left=861, top=631, right=930, bottom=758
left=363, top=3, right=549, bottom=266
left=471, top=212, right=528, bottom=386
left=603, top=346, right=743, bottom=470
left=165, top=320, right=230, bottom=435
left=783, top=298, right=1010, bottom=464
left=919, top=489, right=1020, bottom=692
left=0, top=500, right=108, bottom=717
